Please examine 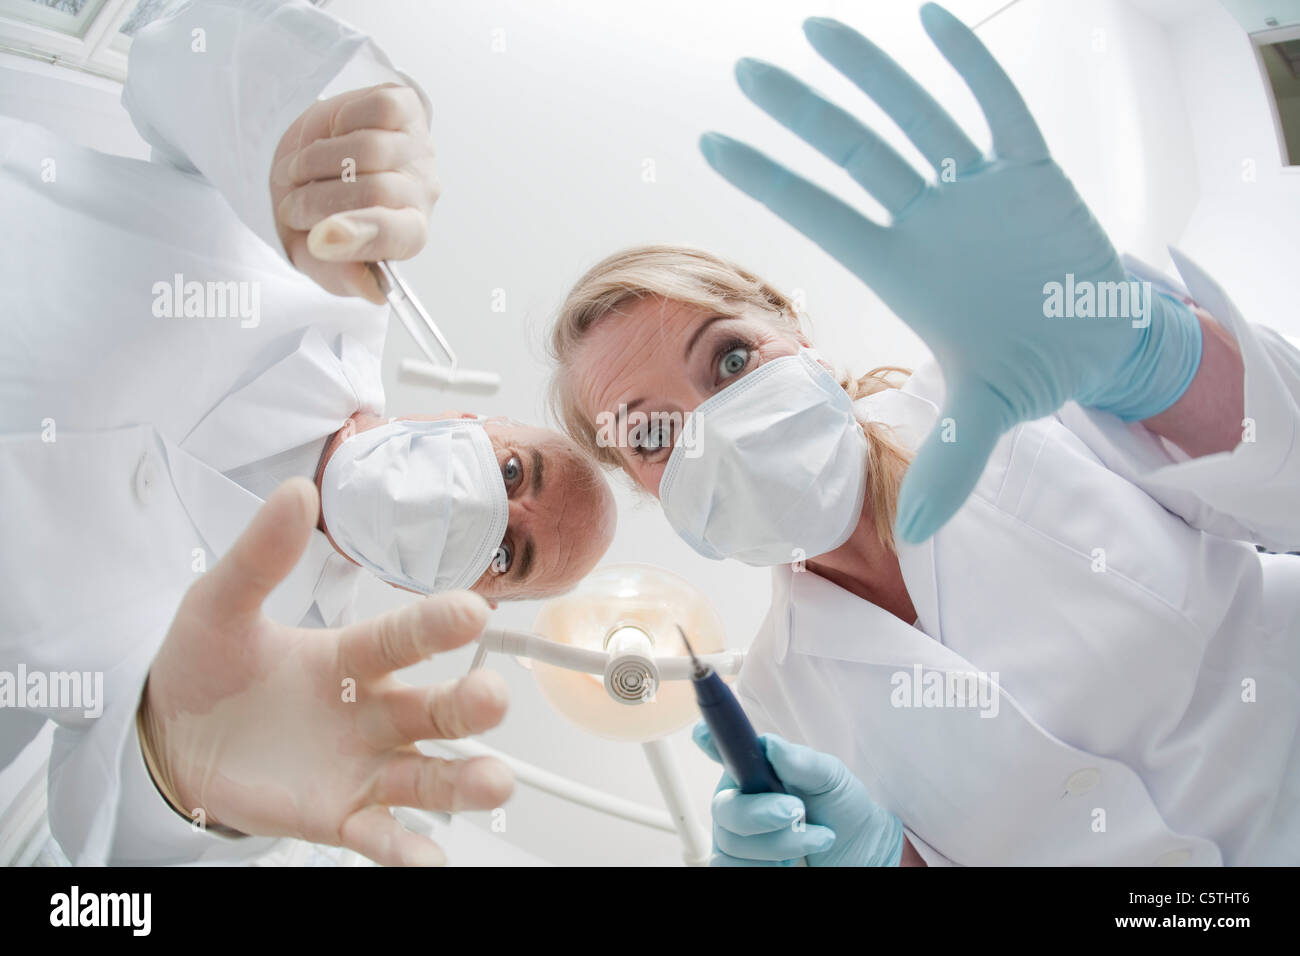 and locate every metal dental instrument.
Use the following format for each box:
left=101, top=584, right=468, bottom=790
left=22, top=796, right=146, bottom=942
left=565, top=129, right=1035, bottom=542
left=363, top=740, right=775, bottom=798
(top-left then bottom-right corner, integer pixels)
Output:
left=368, top=260, right=501, bottom=393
